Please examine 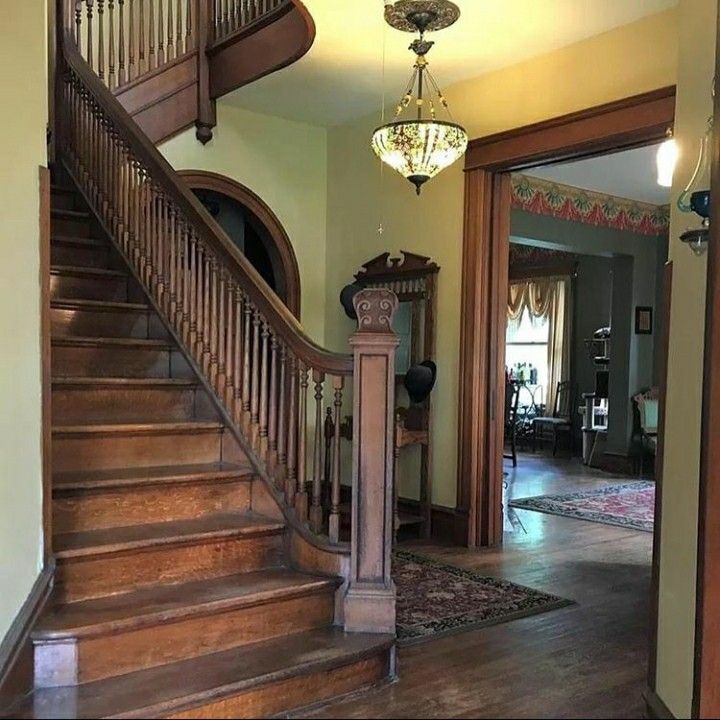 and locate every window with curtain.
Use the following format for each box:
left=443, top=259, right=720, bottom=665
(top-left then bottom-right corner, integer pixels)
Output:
left=506, top=277, right=572, bottom=412
left=506, top=308, right=550, bottom=401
